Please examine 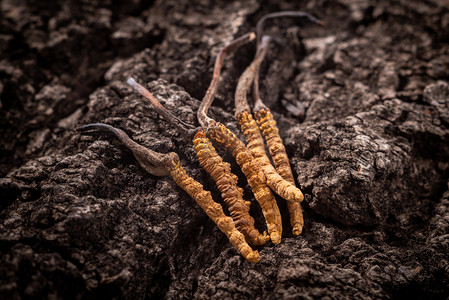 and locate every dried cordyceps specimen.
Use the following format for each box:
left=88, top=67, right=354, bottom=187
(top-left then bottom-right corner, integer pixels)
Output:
left=237, top=111, right=305, bottom=235
left=235, top=35, right=304, bottom=204
left=127, top=76, right=269, bottom=246
left=76, top=11, right=323, bottom=263
left=250, top=11, right=323, bottom=235
left=205, top=122, right=283, bottom=244
left=193, top=129, right=269, bottom=245
left=197, top=34, right=283, bottom=244
left=235, top=35, right=305, bottom=235
left=78, top=123, right=260, bottom=263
